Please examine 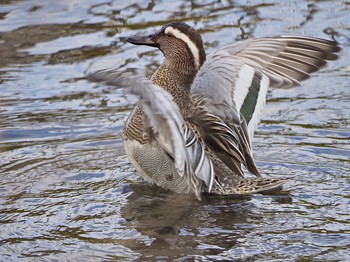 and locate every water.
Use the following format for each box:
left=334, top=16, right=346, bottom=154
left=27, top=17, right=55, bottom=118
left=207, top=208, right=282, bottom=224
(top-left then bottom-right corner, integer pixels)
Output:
left=0, top=0, right=349, bottom=261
